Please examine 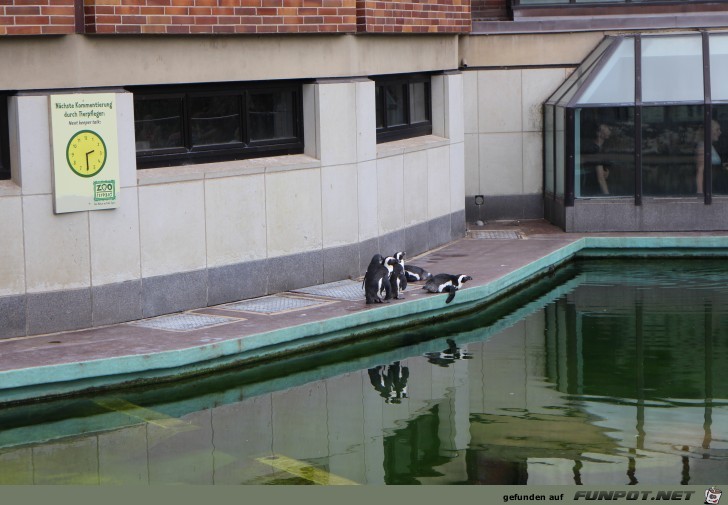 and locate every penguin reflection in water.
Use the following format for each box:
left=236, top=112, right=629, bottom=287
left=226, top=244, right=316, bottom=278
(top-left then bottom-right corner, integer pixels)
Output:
left=424, top=339, right=473, bottom=368
left=423, top=274, right=473, bottom=304
left=367, top=361, right=409, bottom=404
left=363, top=254, right=398, bottom=304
